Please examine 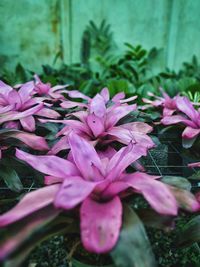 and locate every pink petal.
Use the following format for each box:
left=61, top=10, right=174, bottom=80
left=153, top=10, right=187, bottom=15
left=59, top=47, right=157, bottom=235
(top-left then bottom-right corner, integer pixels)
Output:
left=86, top=114, right=105, bottom=137
left=0, top=184, right=60, bottom=226
left=60, top=100, right=87, bottom=109
left=168, top=185, right=199, bottom=212
left=18, top=81, right=34, bottom=103
left=51, top=84, right=68, bottom=92
left=188, top=162, right=200, bottom=168
left=121, top=122, right=152, bottom=133
left=36, top=107, right=60, bottom=119
left=0, top=104, right=15, bottom=113
left=20, top=115, right=35, bottom=132
left=48, top=136, right=70, bottom=155
left=68, top=132, right=103, bottom=181
left=182, top=126, right=200, bottom=139
left=14, top=132, right=49, bottom=151
left=44, top=176, right=64, bottom=185
left=105, top=104, right=137, bottom=129
left=7, top=90, right=22, bottom=109
left=4, top=121, right=20, bottom=129
left=112, top=92, right=125, bottom=102
left=16, top=149, right=79, bottom=178
left=120, top=95, right=137, bottom=103
left=66, top=90, right=90, bottom=101
left=39, top=119, right=92, bottom=137
left=54, top=176, right=97, bottom=209
left=102, top=181, right=130, bottom=199
left=100, top=88, right=110, bottom=103
left=0, top=80, right=13, bottom=96
left=176, top=96, right=199, bottom=121
left=67, top=110, right=88, bottom=122
left=108, top=126, right=155, bottom=149
left=106, top=143, right=147, bottom=181
left=98, top=146, right=116, bottom=160
left=0, top=205, right=59, bottom=260
left=90, top=94, right=106, bottom=118
left=0, top=104, right=43, bottom=124
left=80, top=196, right=122, bottom=253
left=163, top=107, right=176, bottom=116
left=161, top=115, right=196, bottom=128
left=125, top=173, right=178, bottom=215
